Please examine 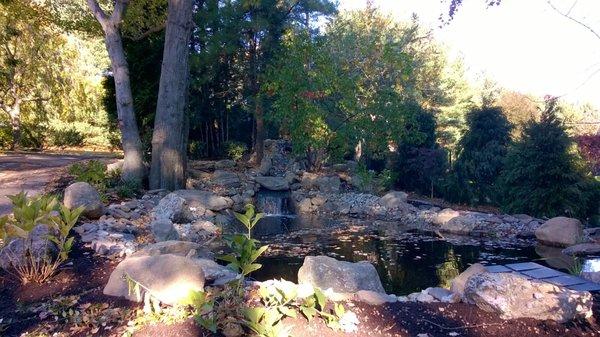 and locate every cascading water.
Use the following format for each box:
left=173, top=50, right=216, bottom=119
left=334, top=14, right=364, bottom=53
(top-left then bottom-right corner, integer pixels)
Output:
left=254, top=189, right=296, bottom=236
